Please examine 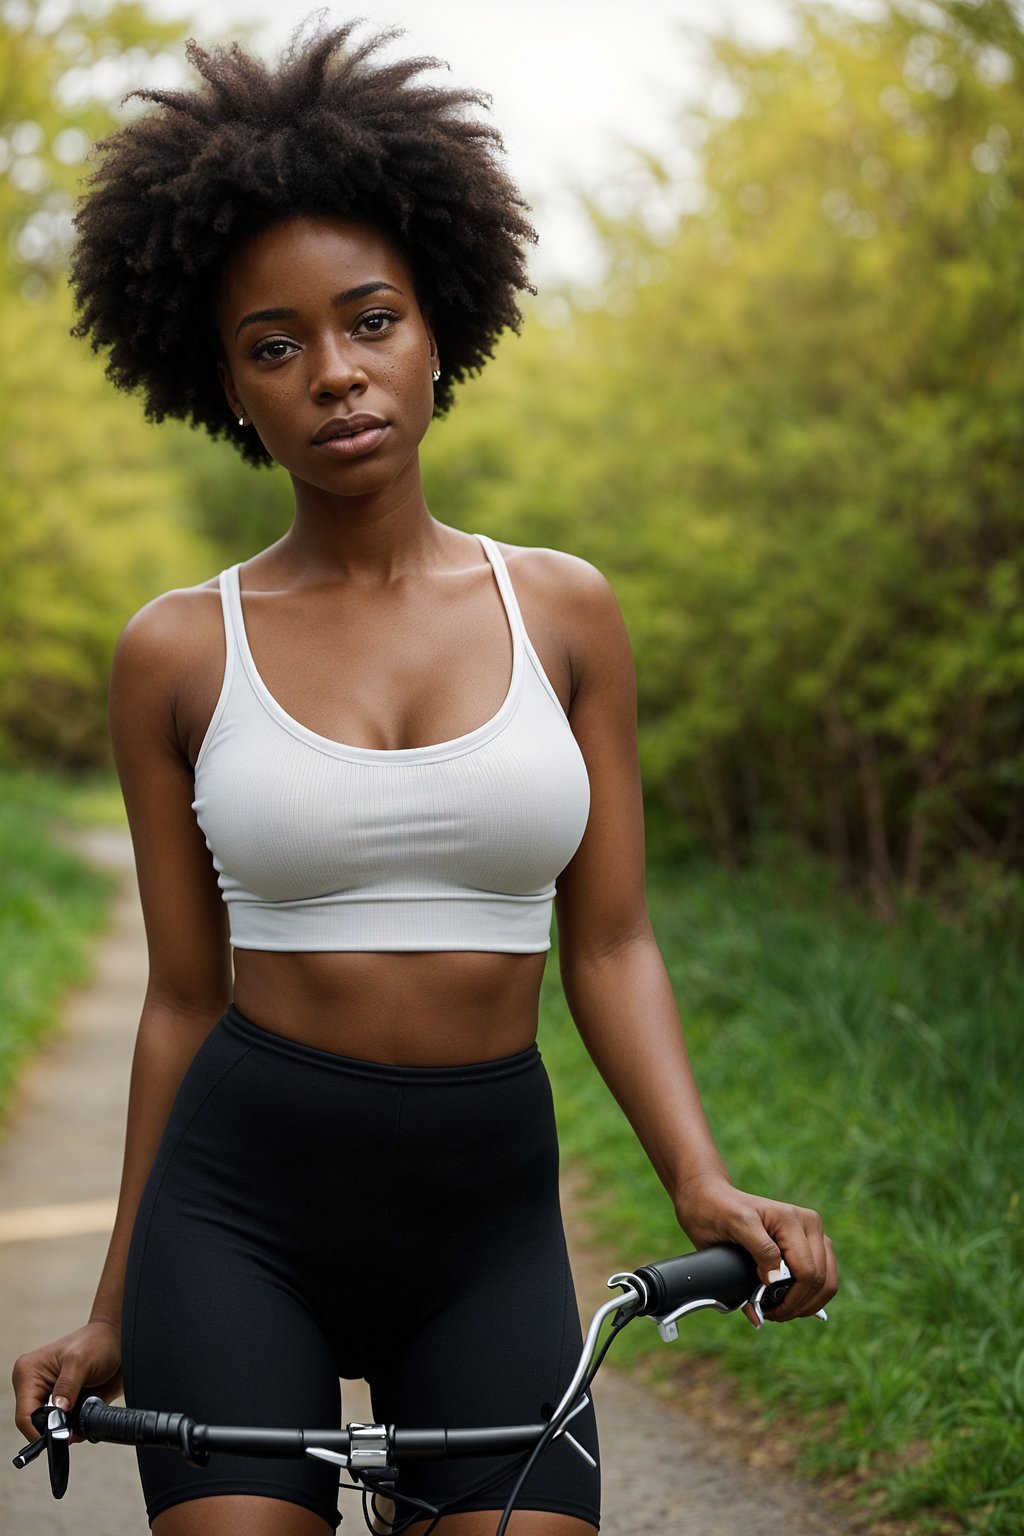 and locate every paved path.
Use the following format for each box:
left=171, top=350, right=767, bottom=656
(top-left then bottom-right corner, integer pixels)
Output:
left=1, top=831, right=851, bottom=1533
